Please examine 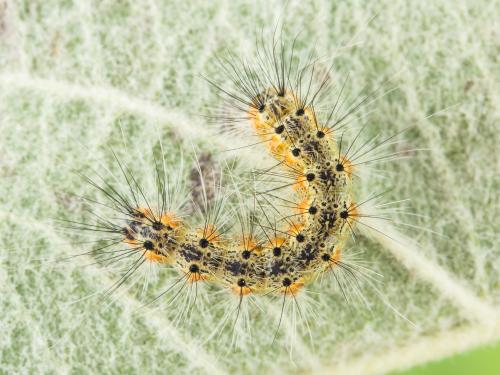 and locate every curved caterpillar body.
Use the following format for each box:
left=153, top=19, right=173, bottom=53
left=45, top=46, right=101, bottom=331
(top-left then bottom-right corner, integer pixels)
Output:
left=70, top=32, right=401, bottom=323
left=121, top=81, right=356, bottom=297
